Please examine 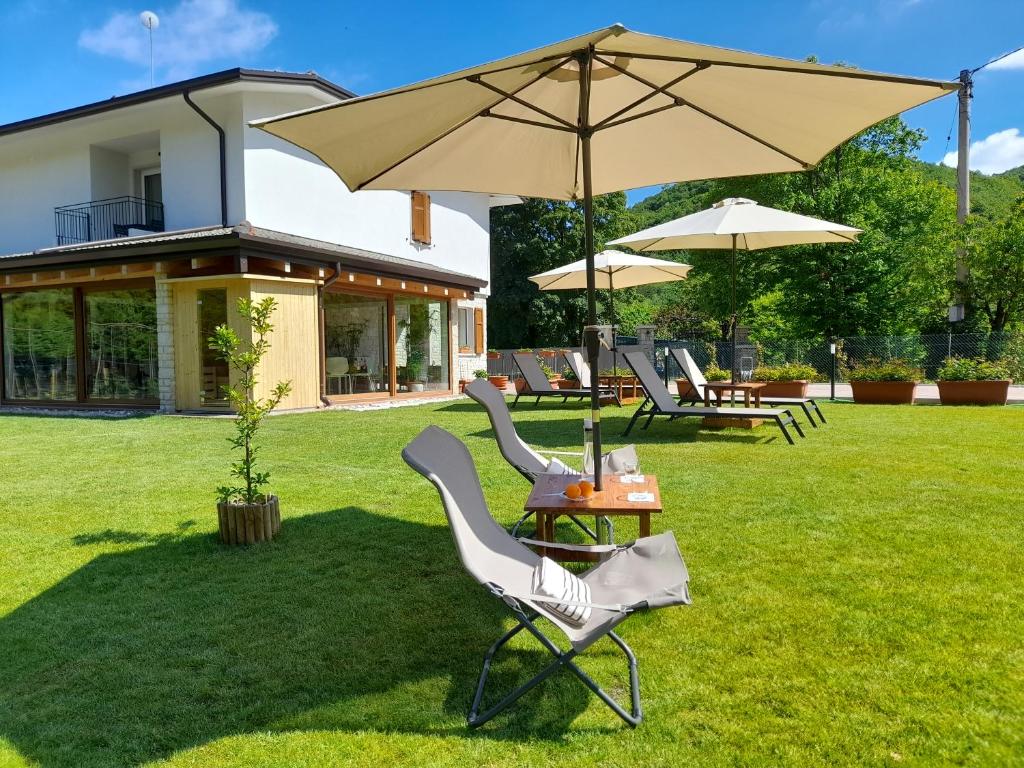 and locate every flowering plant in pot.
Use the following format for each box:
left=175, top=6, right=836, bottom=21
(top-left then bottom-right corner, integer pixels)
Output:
left=847, top=358, right=921, bottom=404
left=208, top=297, right=292, bottom=545
left=936, top=357, right=1012, bottom=405
left=752, top=362, right=819, bottom=398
